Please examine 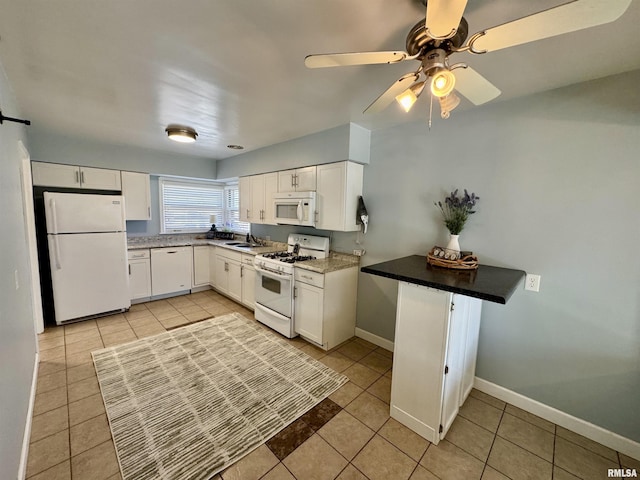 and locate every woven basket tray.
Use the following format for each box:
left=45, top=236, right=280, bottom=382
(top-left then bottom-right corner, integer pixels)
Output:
left=427, top=247, right=479, bottom=270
